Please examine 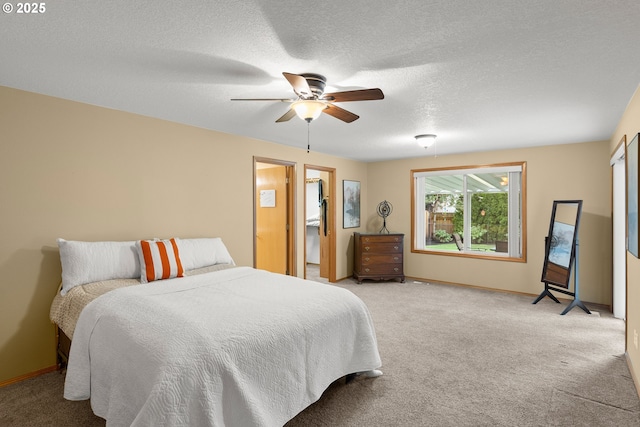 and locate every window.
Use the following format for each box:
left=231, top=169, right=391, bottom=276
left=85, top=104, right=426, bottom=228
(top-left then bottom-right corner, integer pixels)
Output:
left=411, top=162, right=526, bottom=261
